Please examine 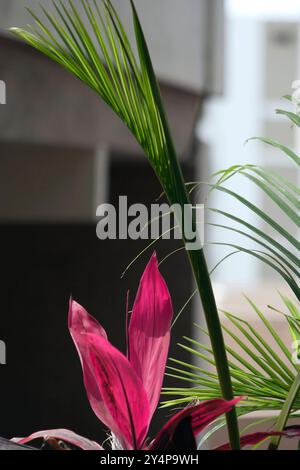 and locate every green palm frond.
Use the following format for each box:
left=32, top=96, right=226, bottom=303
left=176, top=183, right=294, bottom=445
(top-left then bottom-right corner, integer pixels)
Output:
left=12, top=0, right=176, bottom=195
left=162, top=296, right=300, bottom=414
left=11, top=0, right=241, bottom=447
left=206, top=106, right=300, bottom=301
left=185, top=108, right=300, bottom=303
left=163, top=295, right=300, bottom=448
